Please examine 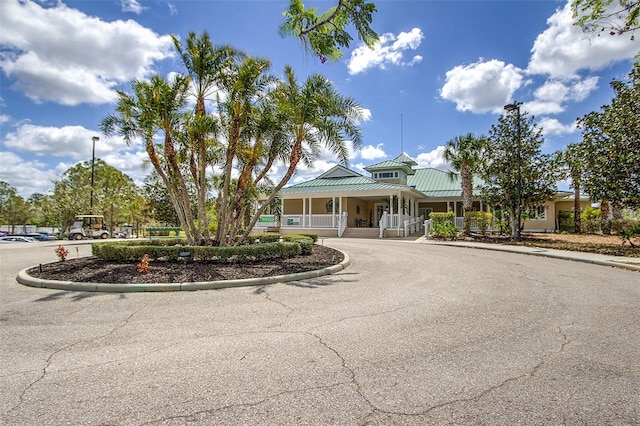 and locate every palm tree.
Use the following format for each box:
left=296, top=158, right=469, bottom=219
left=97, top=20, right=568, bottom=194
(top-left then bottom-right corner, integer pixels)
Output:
left=565, top=143, right=585, bottom=233
left=172, top=32, right=244, bottom=240
left=214, top=56, right=277, bottom=245
left=101, top=75, right=202, bottom=245
left=240, top=65, right=366, bottom=242
left=443, top=133, right=486, bottom=235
